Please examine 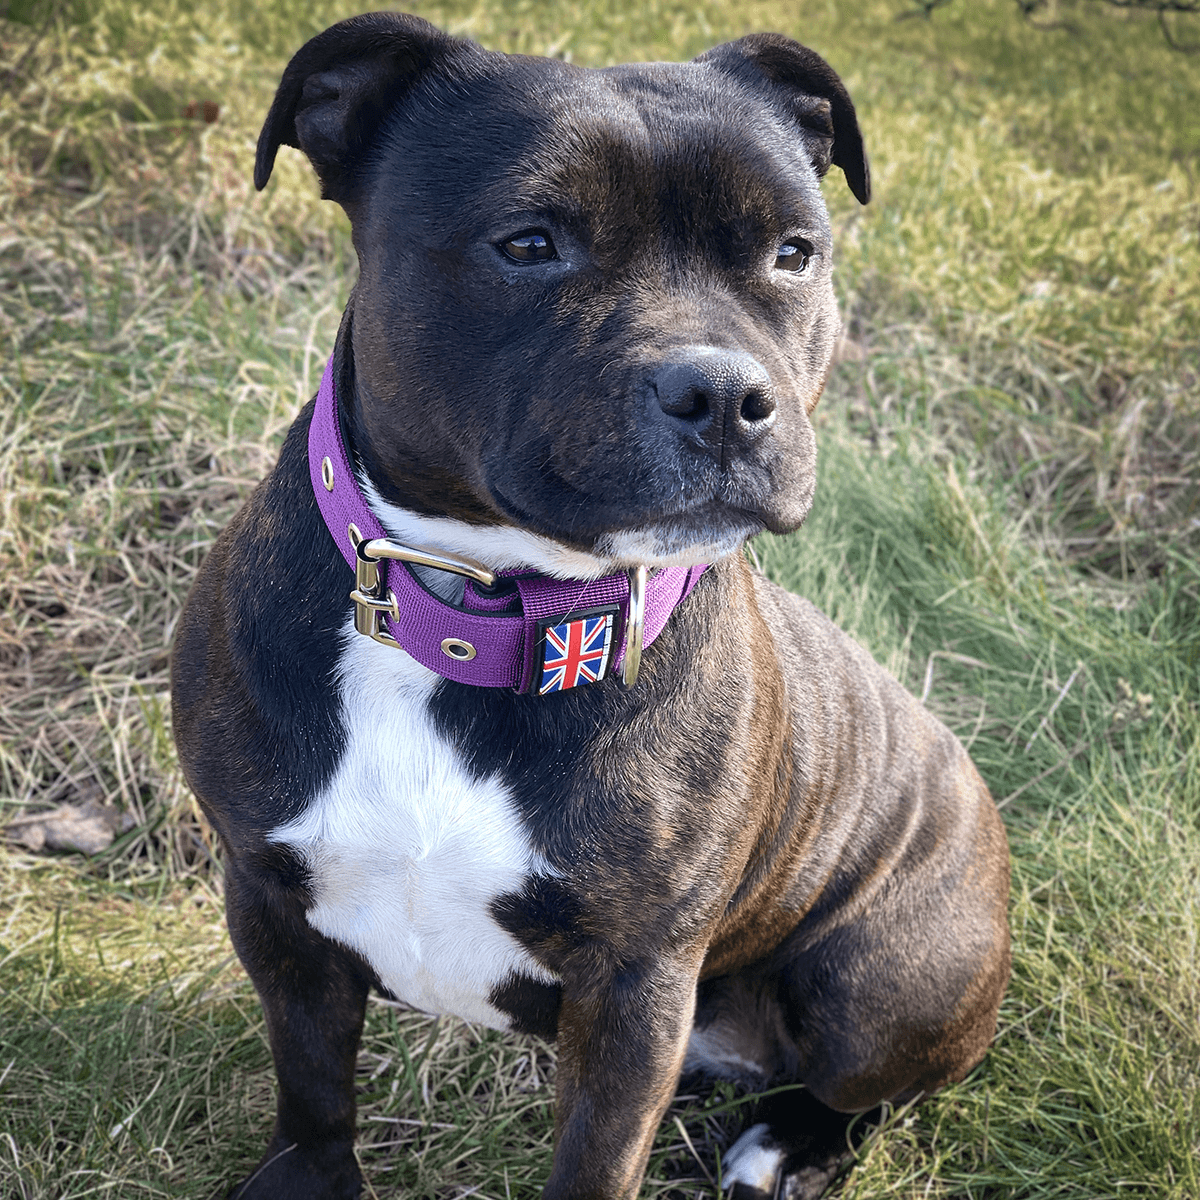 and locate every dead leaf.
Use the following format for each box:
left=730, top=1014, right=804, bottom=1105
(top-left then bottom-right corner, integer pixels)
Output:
left=6, top=800, right=136, bottom=855
left=182, top=100, right=219, bottom=124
